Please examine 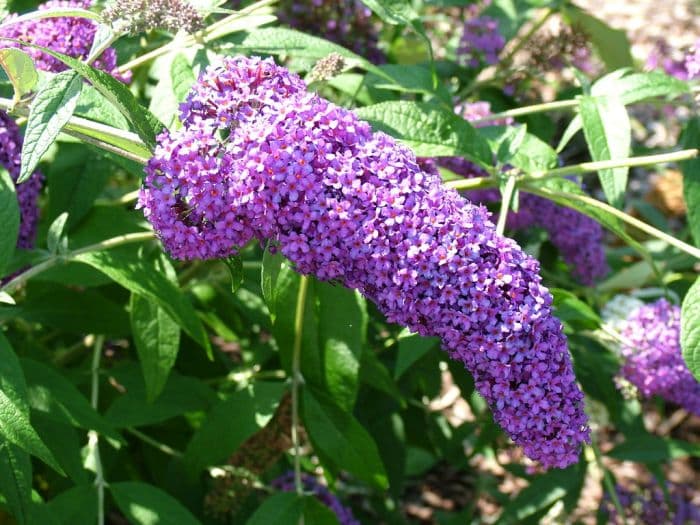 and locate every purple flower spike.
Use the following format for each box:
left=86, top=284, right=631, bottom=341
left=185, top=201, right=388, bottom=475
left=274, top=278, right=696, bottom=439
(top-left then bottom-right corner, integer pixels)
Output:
left=272, top=472, right=360, bottom=525
left=436, top=102, right=608, bottom=285
left=139, top=56, right=589, bottom=469
left=602, top=481, right=700, bottom=524
left=619, top=299, right=700, bottom=416
left=0, top=0, right=130, bottom=82
left=457, top=15, right=505, bottom=68
left=0, top=112, right=42, bottom=250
